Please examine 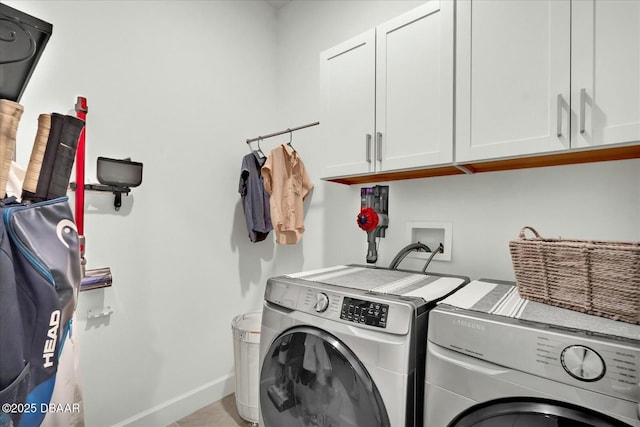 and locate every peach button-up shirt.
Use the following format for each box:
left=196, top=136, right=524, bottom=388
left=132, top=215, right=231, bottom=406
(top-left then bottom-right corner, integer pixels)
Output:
left=262, top=144, right=313, bottom=244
